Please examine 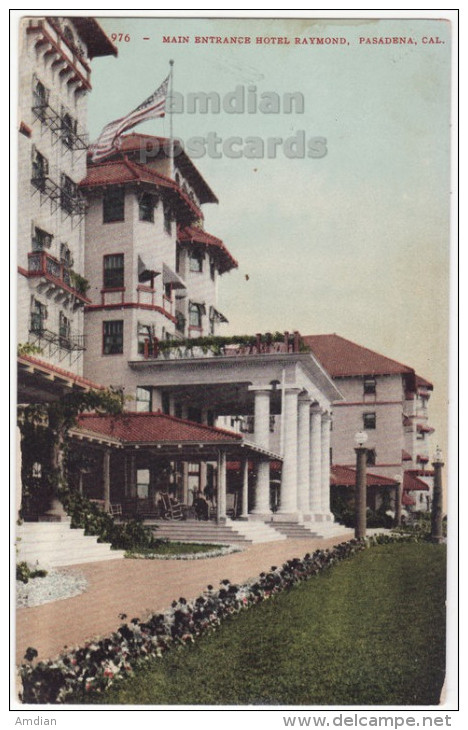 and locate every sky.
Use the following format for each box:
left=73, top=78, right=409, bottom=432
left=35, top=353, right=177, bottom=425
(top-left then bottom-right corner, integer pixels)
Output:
left=86, top=15, right=452, bottom=463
